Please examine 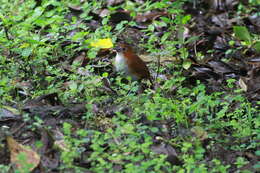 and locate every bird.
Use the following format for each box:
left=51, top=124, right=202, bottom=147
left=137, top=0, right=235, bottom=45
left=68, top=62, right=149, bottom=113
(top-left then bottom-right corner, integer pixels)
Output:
left=114, top=42, right=153, bottom=84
